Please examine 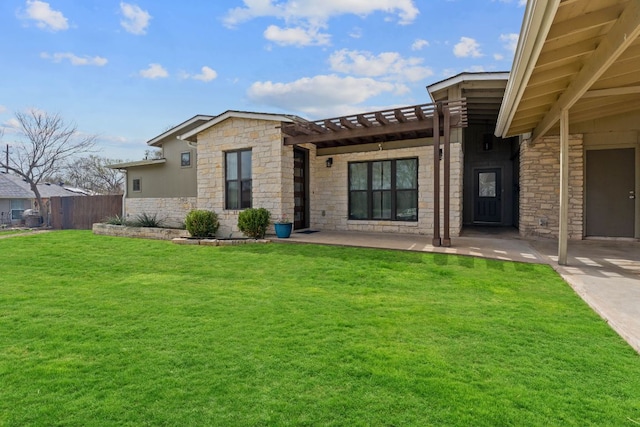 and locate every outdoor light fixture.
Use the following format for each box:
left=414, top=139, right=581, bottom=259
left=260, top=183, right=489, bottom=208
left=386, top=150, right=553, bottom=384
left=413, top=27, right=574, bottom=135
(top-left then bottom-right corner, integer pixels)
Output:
left=326, top=157, right=333, bottom=168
